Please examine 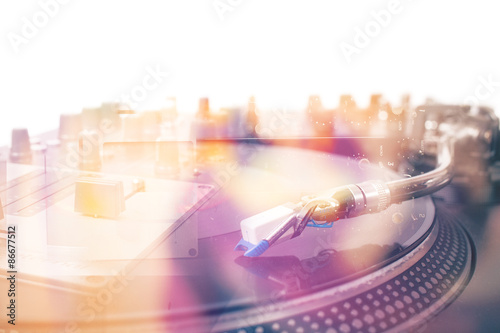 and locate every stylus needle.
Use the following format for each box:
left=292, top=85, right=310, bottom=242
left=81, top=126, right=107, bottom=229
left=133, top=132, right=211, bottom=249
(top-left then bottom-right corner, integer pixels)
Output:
left=244, top=205, right=318, bottom=257
left=243, top=214, right=297, bottom=257
left=242, top=181, right=394, bottom=257
left=291, top=204, right=318, bottom=239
